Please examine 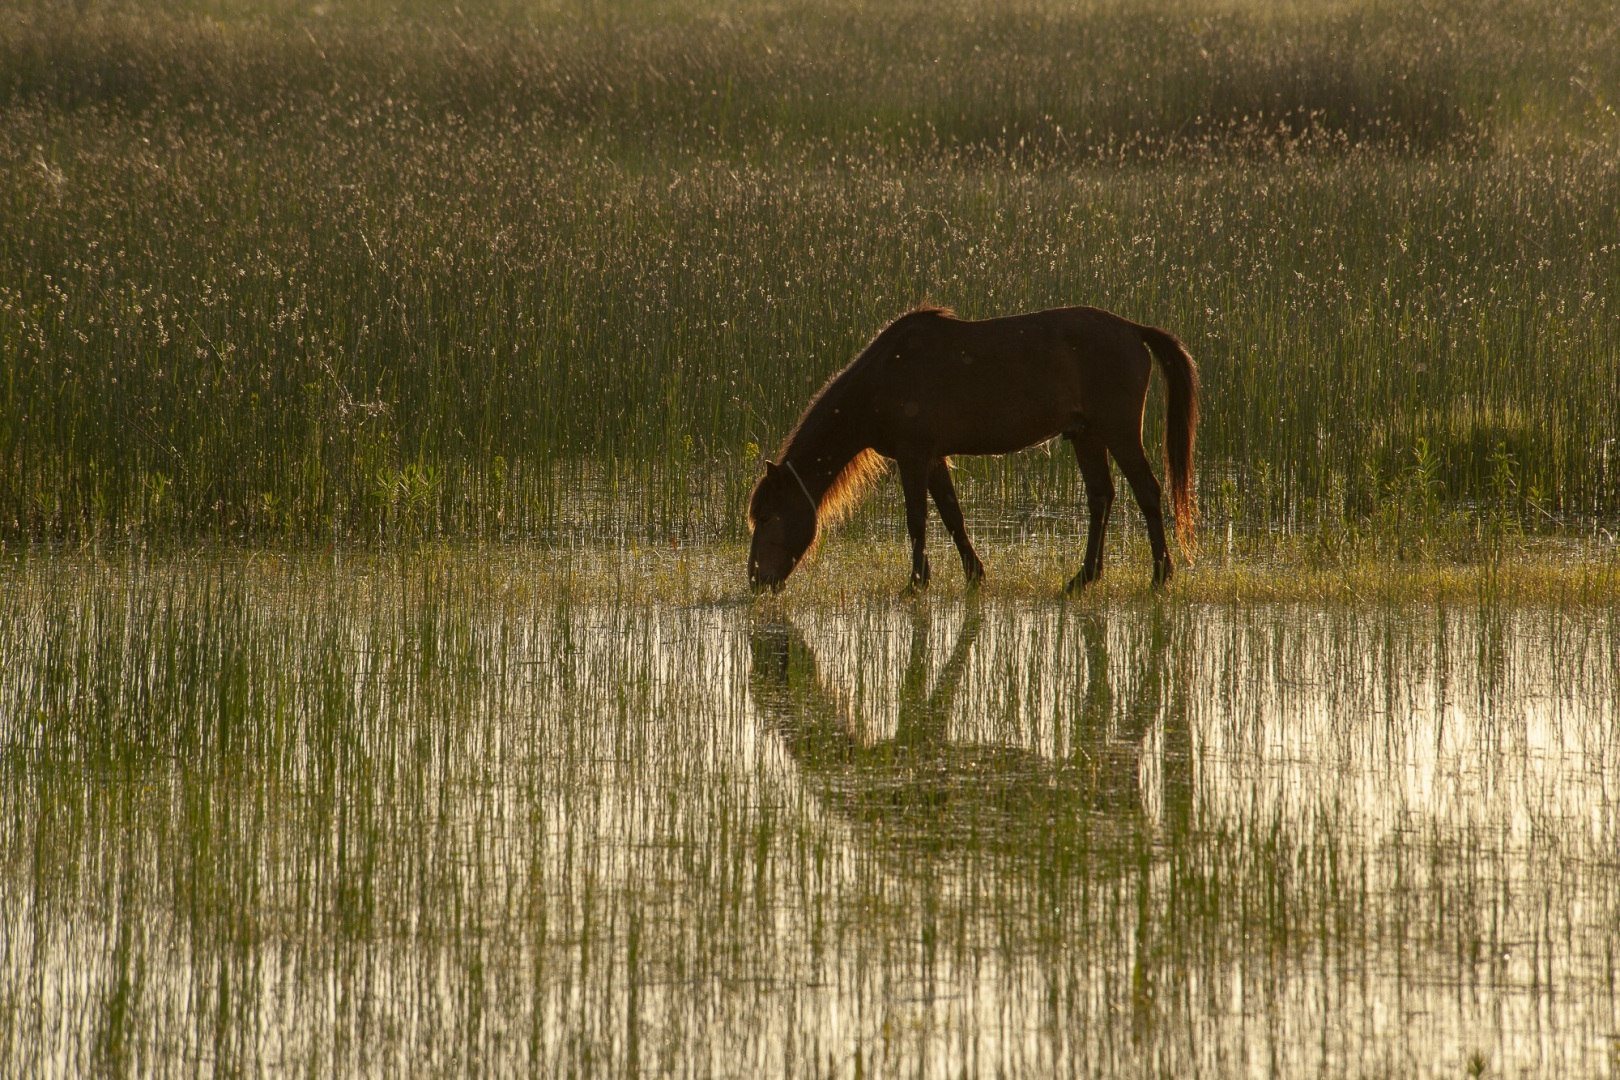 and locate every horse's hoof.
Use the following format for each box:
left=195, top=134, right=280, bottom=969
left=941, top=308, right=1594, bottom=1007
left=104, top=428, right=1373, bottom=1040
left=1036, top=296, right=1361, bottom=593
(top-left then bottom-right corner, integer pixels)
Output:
left=965, top=564, right=985, bottom=588
left=1063, top=573, right=1089, bottom=596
